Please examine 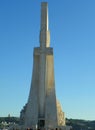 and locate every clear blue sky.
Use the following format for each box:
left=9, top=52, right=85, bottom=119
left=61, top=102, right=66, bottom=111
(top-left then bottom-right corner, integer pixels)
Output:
left=0, top=0, right=95, bottom=120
